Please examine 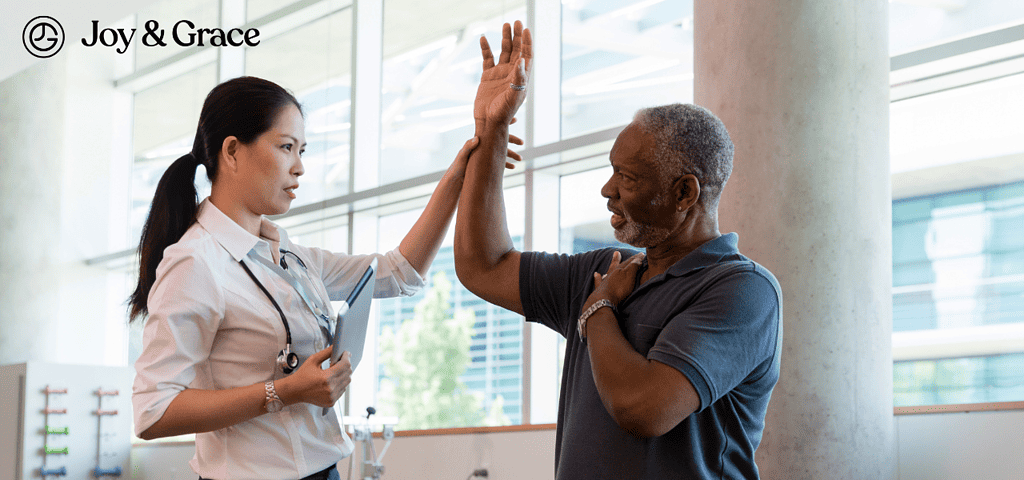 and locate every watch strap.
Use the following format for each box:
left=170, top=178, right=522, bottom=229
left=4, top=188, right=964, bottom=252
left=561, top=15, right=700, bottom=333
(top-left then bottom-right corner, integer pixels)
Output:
left=264, top=381, right=283, bottom=412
